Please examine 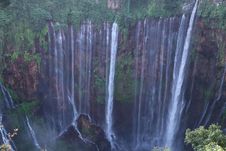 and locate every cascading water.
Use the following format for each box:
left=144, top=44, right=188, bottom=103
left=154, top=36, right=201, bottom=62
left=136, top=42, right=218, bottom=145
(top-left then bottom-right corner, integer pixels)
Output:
left=132, top=1, right=199, bottom=150
left=47, top=22, right=91, bottom=140
left=3, top=0, right=226, bottom=150
left=132, top=20, right=142, bottom=148
left=163, top=14, right=187, bottom=148
left=69, top=25, right=78, bottom=123
left=132, top=17, right=181, bottom=150
left=47, top=22, right=69, bottom=131
left=165, top=0, right=199, bottom=149
left=0, top=83, right=16, bottom=151
left=105, top=22, right=111, bottom=125
left=106, top=22, right=119, bottom=148
left=26, top=117, right=41, bottom=150
left=45, top=15, right=198, bottom=150
left=77, top=21, right=93, bottom=114
left=0, top=114, right=16, bottom=151
left=0, top=84, right=15, bottom=109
